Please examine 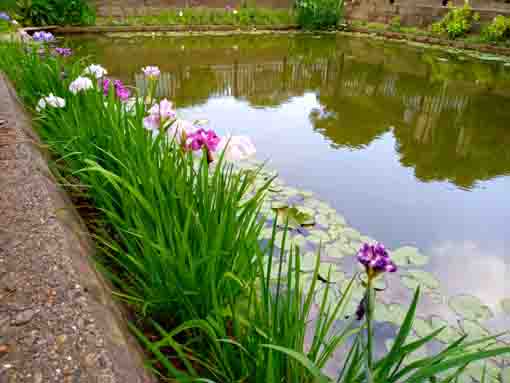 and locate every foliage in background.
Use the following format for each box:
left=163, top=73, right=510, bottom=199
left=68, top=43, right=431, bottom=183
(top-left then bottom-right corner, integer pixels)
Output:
left=0, top=41, right=509, bottom=382
left=295, top=0, right=343, bottom=30
left=99, top=7, right=295, bottom=27
left=389, top=15, right=401, bottom=32
left=431, top=2, right=480, bottom=39
left=15, top=0, right=95, bottom=26
left=482, top=15, right=510, bottom=42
